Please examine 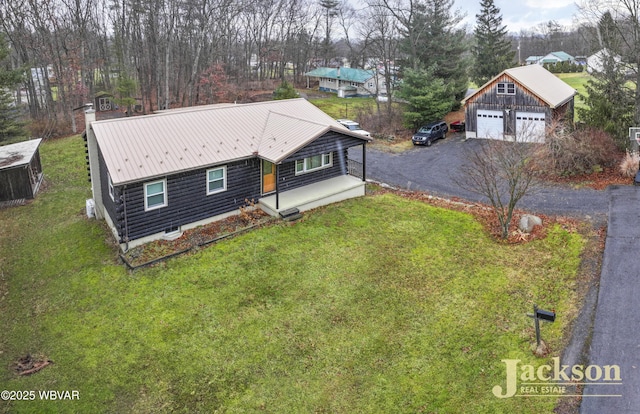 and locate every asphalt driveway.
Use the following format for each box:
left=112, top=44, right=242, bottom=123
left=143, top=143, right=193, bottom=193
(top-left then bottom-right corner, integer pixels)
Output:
left=363, top=133, right=610, bottom=220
